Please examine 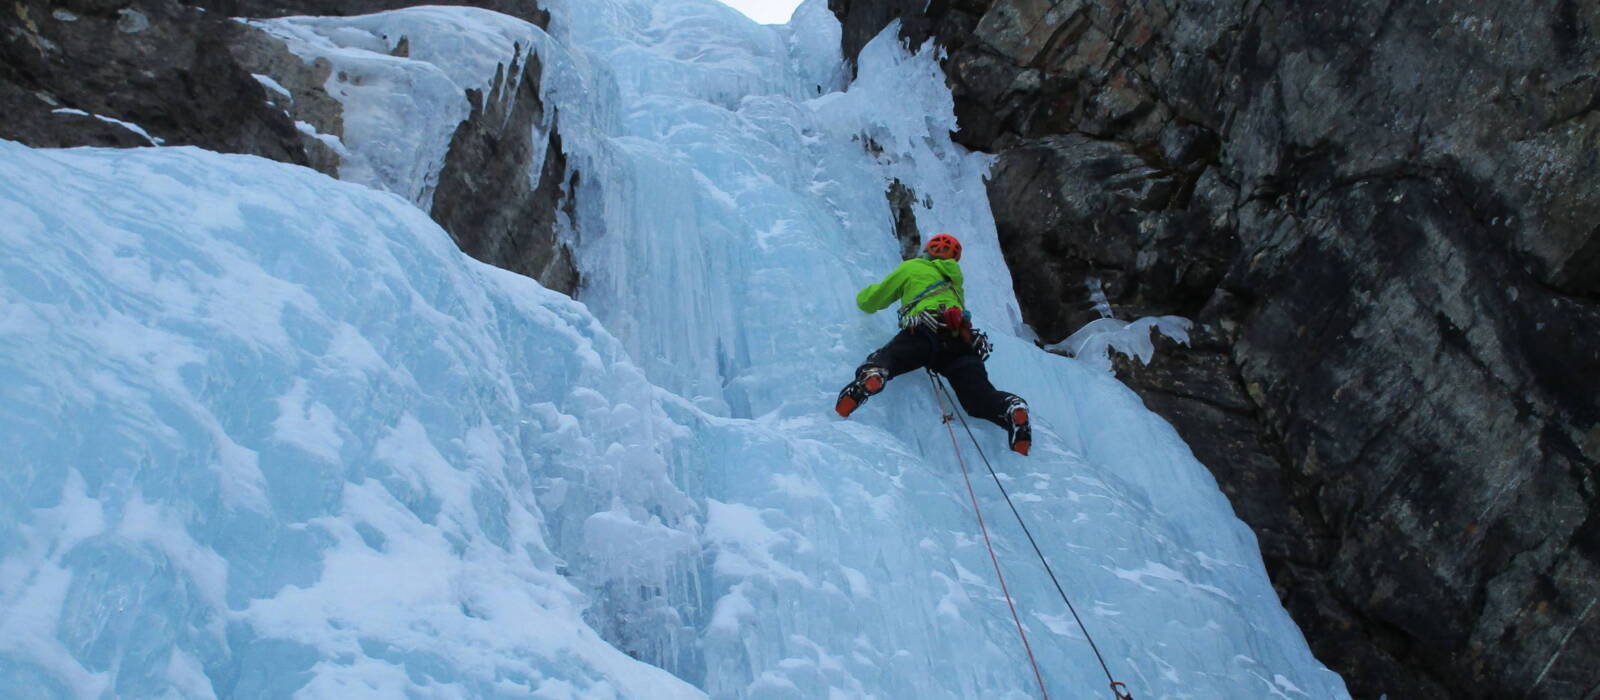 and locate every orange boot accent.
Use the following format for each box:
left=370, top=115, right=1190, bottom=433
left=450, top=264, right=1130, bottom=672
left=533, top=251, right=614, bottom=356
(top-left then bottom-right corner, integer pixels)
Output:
left=1008, top=403, right=1031, bottom=455
left=1011, top=436, right=1031, bottom=456
left=835, top=394, right=860, bottom=418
